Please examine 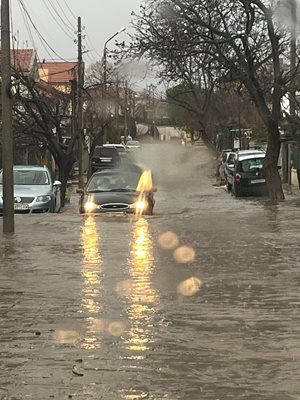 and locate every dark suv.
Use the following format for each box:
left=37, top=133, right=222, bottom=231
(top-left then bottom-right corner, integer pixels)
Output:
left=226, top=153, right=268, bottom=197
left=92, top=146, right=120, bottom=173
